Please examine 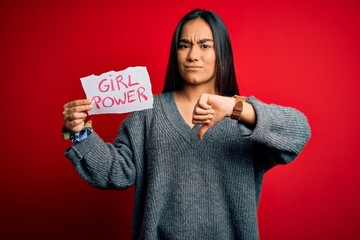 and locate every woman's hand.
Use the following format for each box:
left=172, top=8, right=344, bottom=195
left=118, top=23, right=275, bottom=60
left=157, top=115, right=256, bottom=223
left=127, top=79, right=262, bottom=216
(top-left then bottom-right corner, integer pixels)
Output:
left=63, top=99, right=93, bottom=132
left=192, top=93, right=235, bottom=139
left=193, top=93, right=256, bottom=139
